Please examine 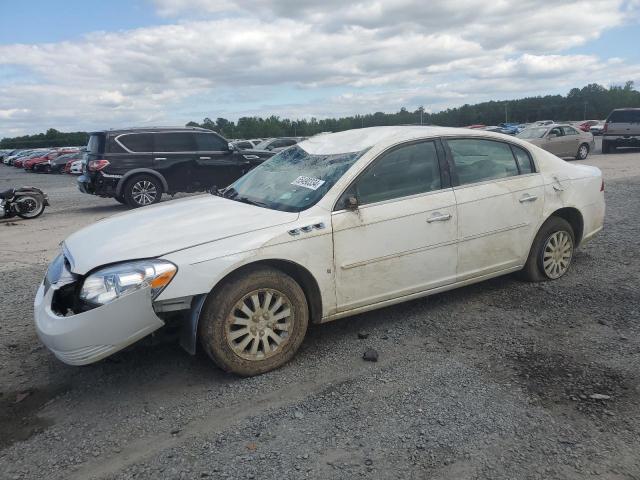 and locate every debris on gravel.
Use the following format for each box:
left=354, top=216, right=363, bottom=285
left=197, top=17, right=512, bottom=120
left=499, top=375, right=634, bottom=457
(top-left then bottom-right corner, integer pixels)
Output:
left=362, top=348, right=378, bottom=362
